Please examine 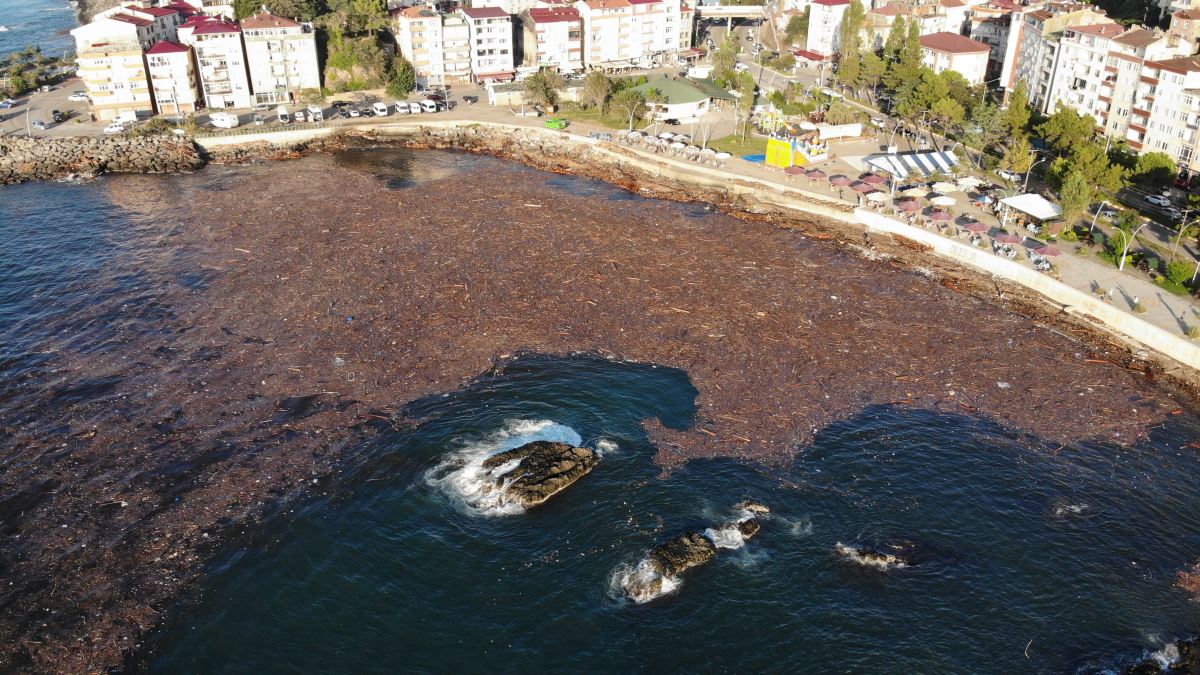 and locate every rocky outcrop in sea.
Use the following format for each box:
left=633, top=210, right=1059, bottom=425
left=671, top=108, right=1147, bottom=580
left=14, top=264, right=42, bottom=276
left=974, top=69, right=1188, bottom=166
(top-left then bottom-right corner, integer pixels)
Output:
left=479, top=440, right=598, bottom=508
